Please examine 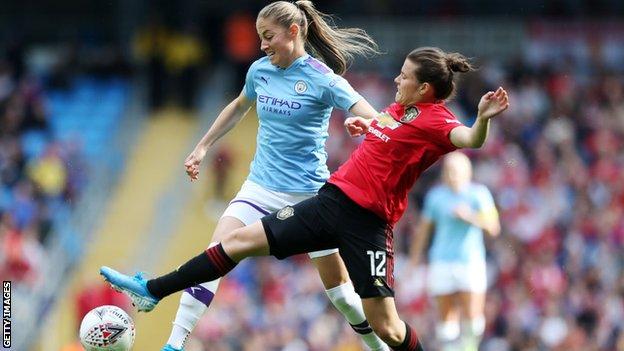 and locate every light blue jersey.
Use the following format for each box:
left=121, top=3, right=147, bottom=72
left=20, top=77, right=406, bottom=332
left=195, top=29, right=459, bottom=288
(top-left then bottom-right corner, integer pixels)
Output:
left=242, top=54, right=362, bottom=193
left=422, top=183, right=497, bottom=264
